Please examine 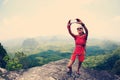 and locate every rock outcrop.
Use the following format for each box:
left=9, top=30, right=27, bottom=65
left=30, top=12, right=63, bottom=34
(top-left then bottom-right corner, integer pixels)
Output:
left=0, top=59, right=120, bottom=80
